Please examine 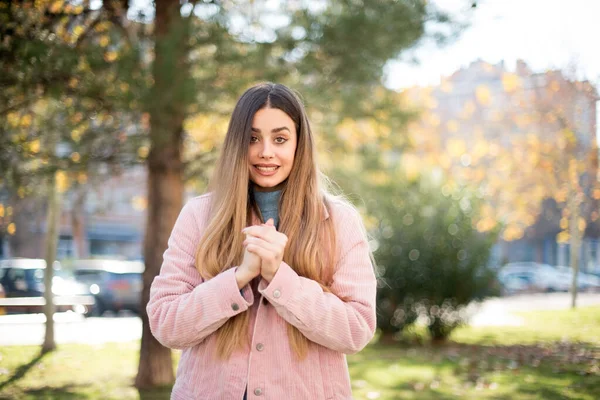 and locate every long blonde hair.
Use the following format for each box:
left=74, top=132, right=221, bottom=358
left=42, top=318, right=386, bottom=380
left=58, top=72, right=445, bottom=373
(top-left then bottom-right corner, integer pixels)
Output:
left=196, top=83, right=341, bottom=360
